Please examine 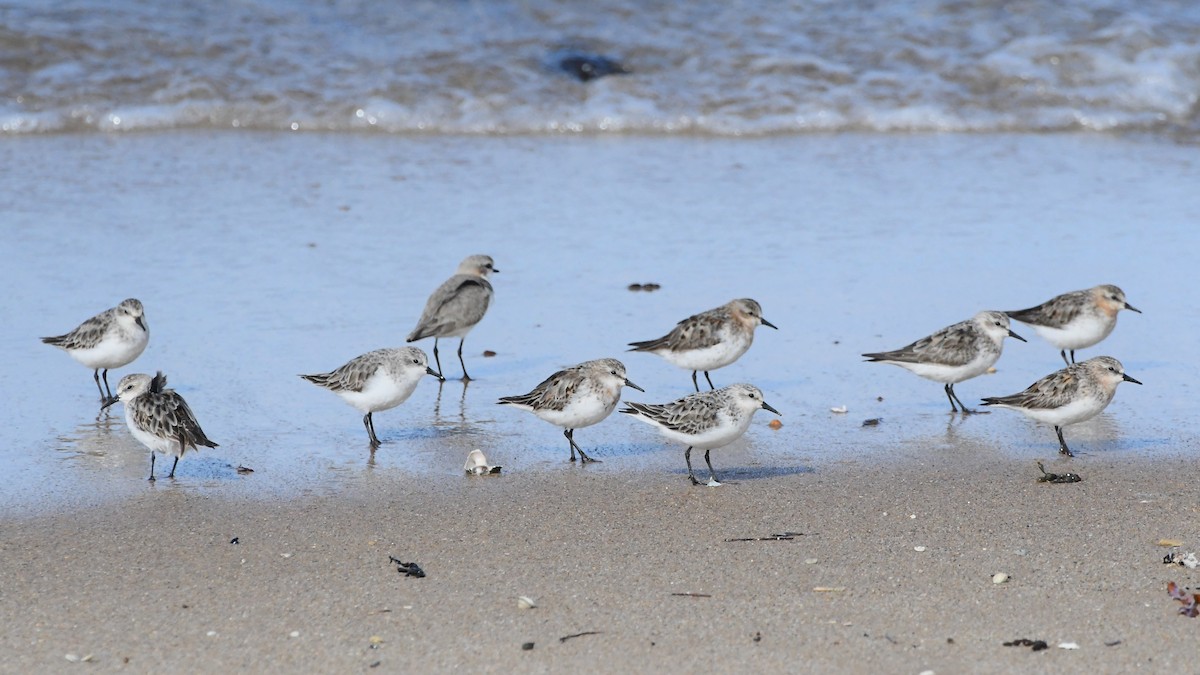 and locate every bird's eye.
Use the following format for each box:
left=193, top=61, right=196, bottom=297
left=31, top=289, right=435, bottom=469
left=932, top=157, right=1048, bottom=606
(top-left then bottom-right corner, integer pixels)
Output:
left=610, top=370, right=618, bottom=375
left=412, top=359, right=419, bottom=364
